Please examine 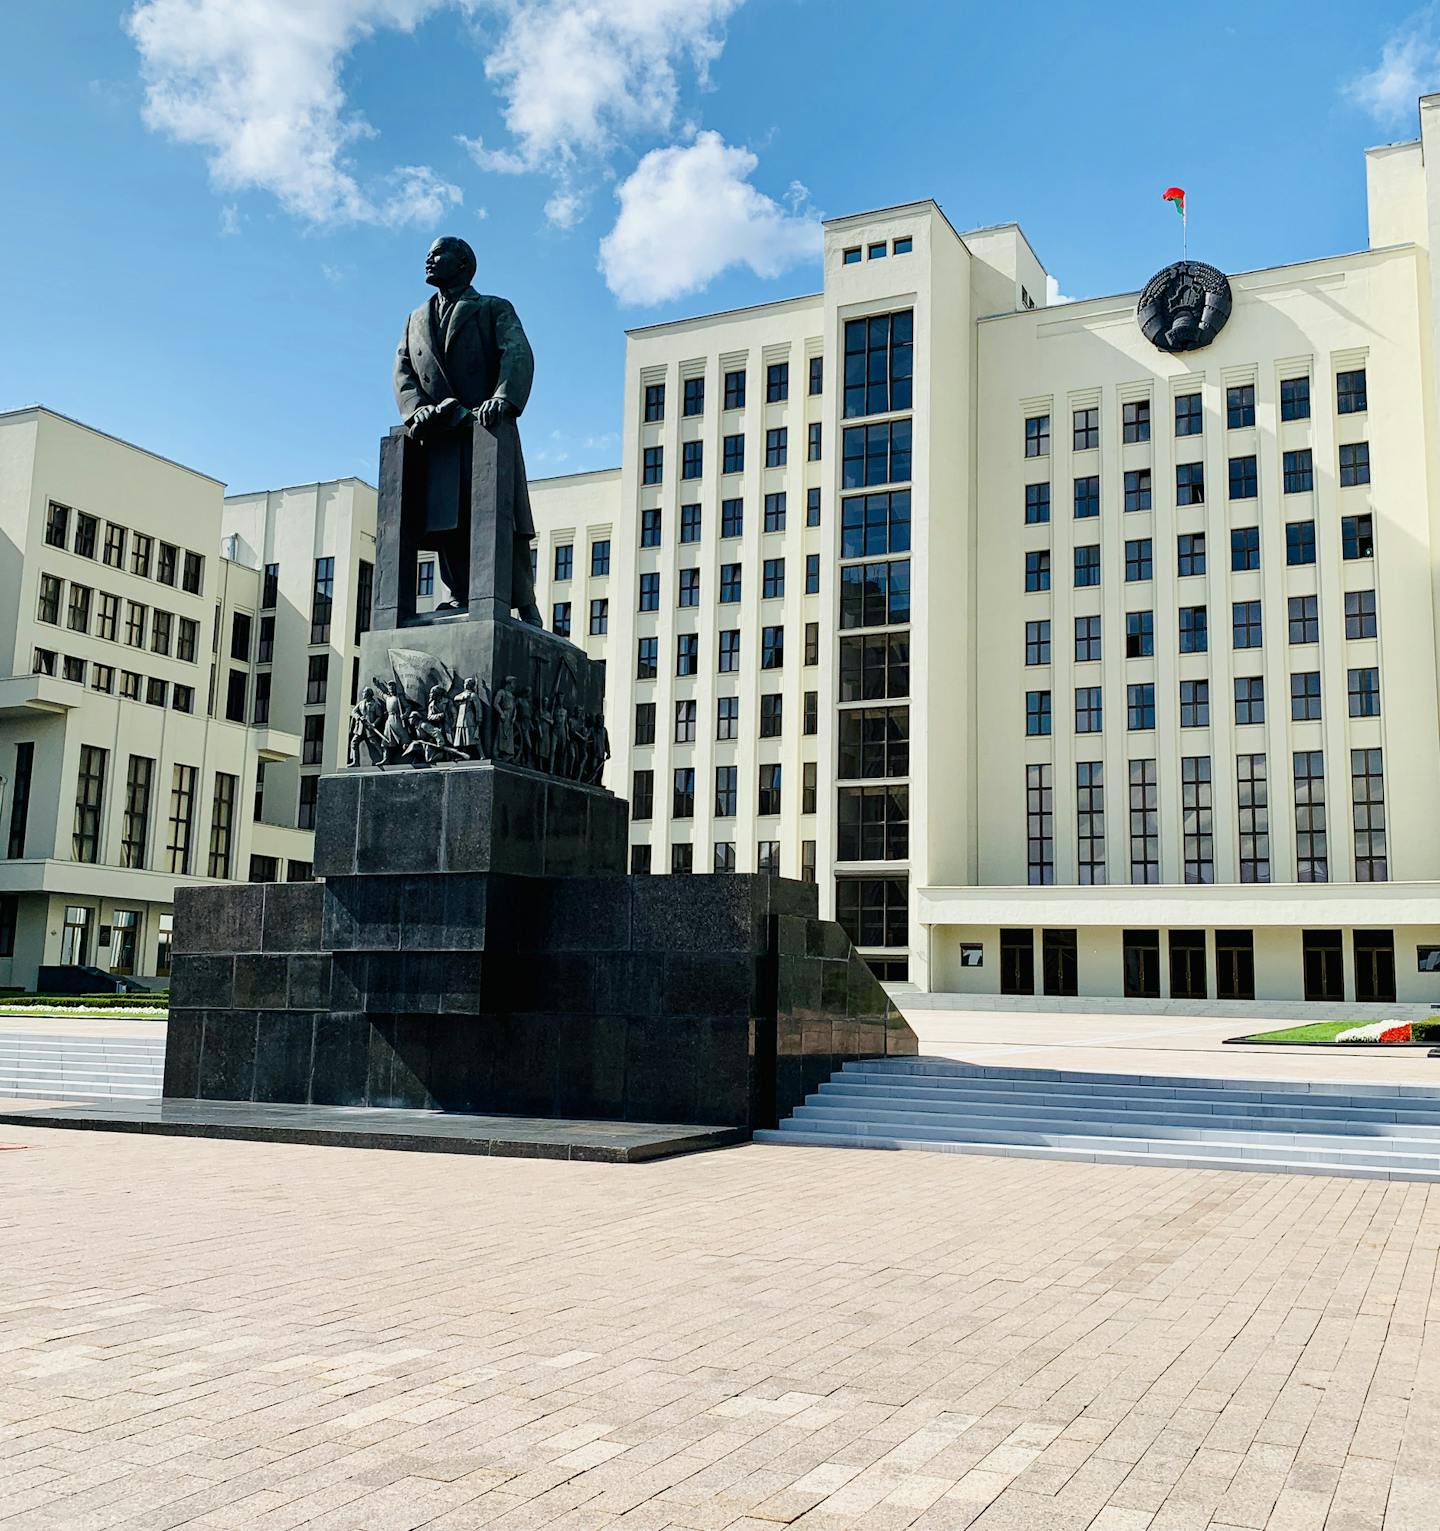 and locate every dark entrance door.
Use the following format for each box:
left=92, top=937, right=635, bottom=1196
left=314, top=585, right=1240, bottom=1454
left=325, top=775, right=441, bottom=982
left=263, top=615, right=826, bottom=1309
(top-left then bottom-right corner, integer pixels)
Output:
left=999, top=929, right=1035, bottom=995
left=1215, top=930, right=1256, bottom=1000
left=1169, top=931, right=1207, bottom=999
left=1123, top=930, right=1161, bottom=998
left=1042, top=929, right=1078, bottom=996
left=1354, top=930, right=1397, bottom=1003
left=1302, top=930, right=1344, bottom=1002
